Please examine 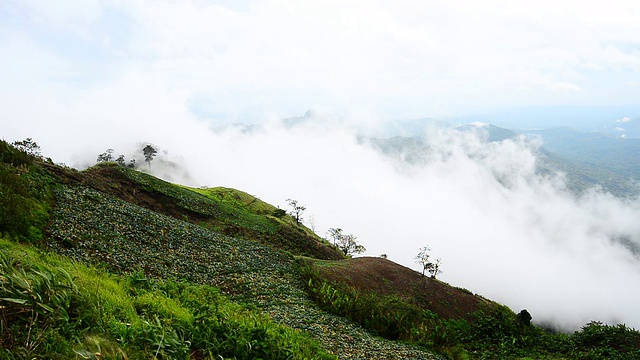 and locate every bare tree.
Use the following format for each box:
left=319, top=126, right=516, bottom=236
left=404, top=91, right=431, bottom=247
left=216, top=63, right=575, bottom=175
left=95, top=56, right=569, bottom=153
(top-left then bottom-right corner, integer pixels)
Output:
left=415, top=246, right=432, bottom=277
left=415, top=246, right=443, bottom=279
left=308, top=215, right=317, bottom=233
left=327, top=227, right=343, bottom=246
